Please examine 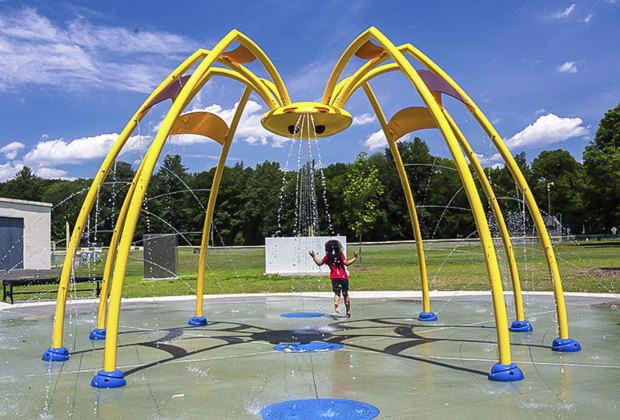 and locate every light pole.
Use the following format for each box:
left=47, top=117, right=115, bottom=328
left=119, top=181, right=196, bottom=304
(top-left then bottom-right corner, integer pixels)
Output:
left=547, top=181, right=555, bottom=217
